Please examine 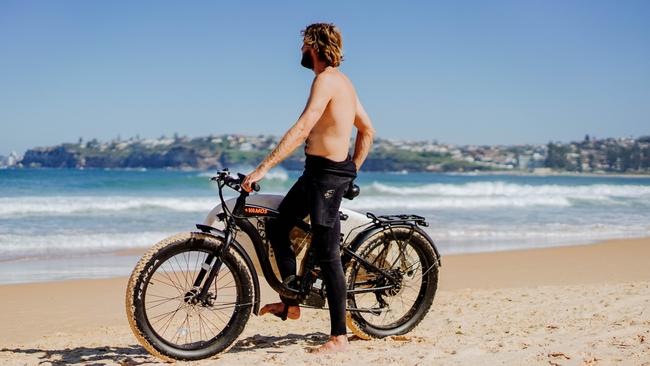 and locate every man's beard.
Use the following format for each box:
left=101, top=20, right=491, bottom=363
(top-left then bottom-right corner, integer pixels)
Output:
left=301, top=50, right=314, bottom=69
